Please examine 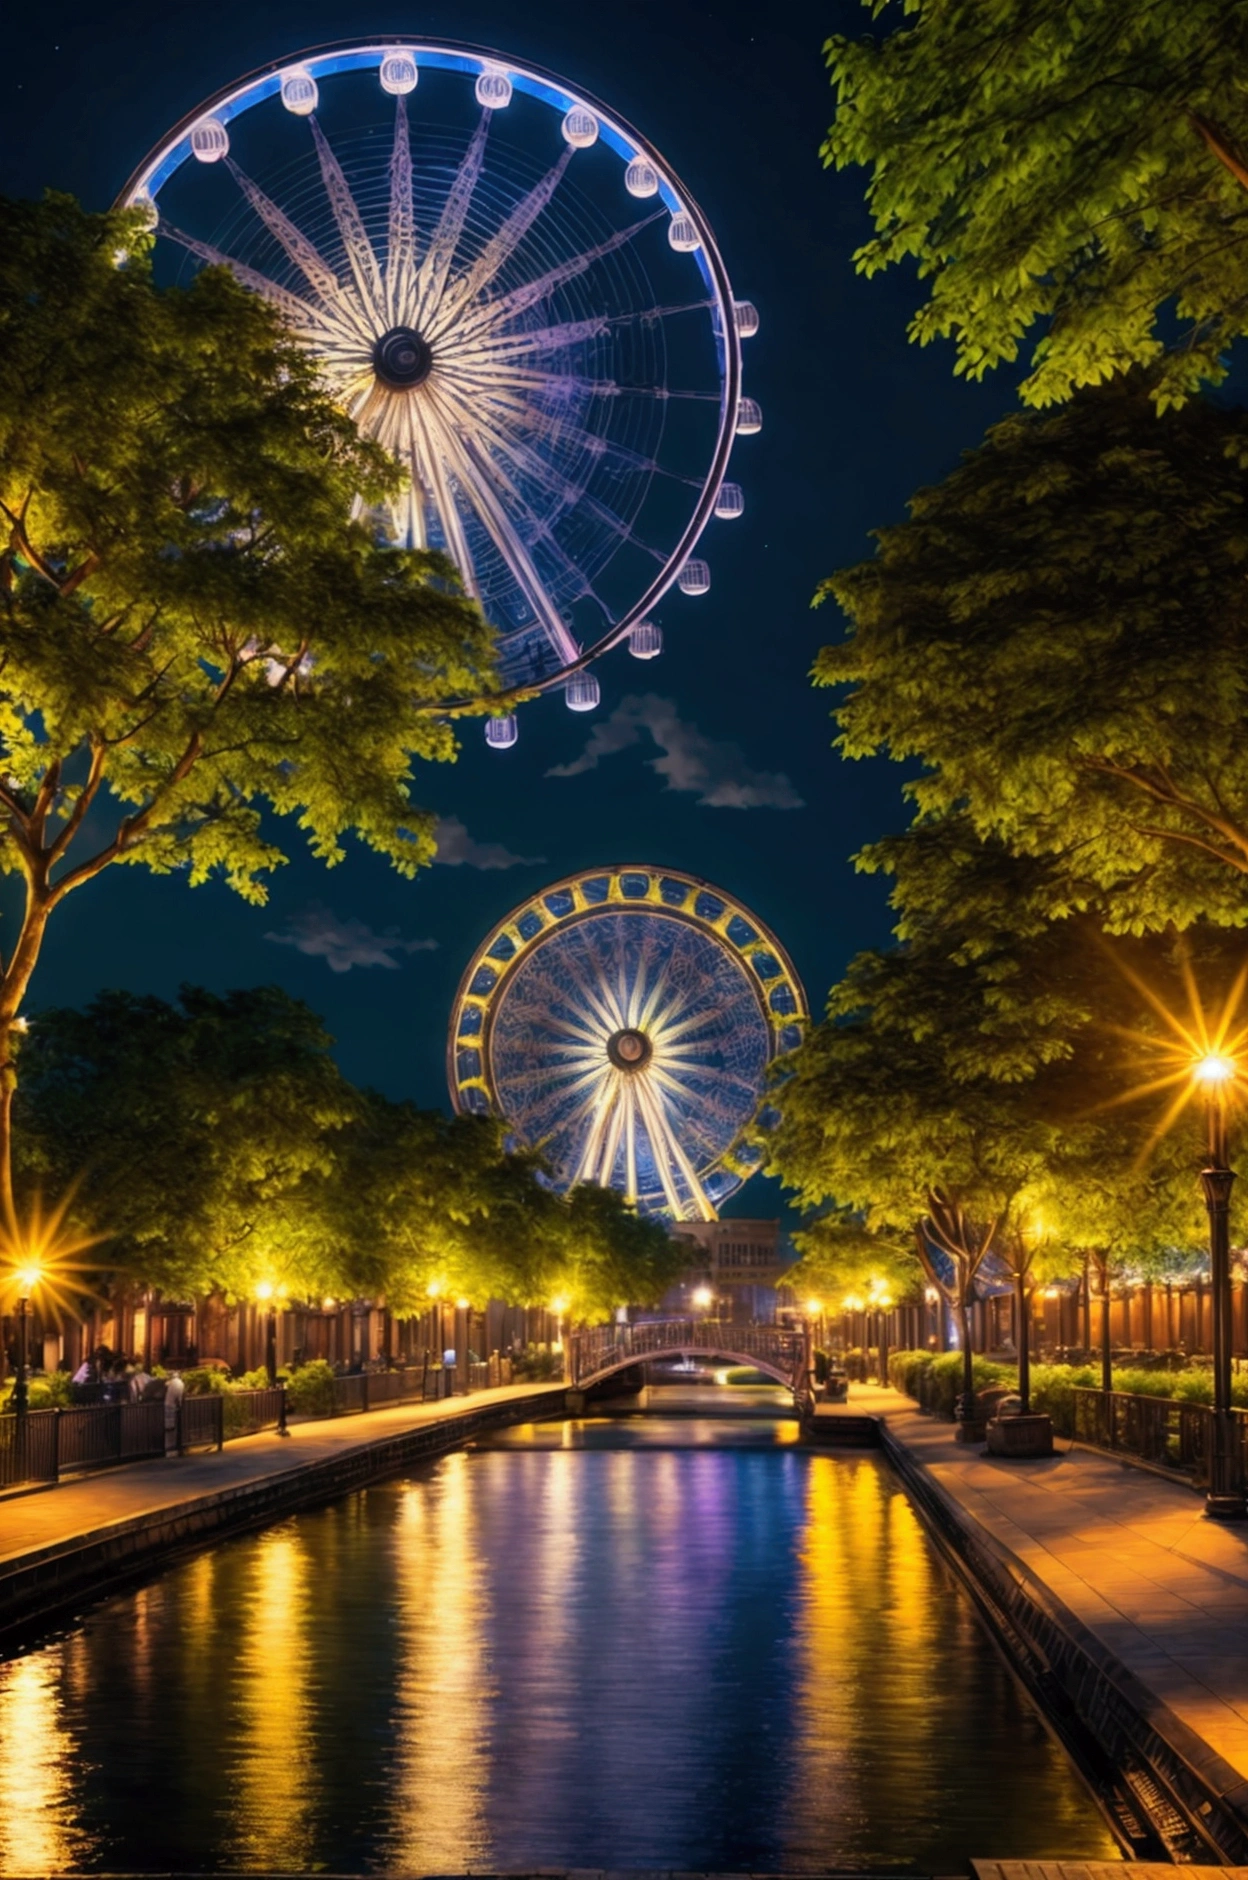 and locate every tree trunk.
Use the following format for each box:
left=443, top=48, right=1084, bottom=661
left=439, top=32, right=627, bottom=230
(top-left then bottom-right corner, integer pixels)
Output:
left=957, top=1294, right=975, bottom=1409
left=1097, top=1255, right=1113, bottom=1396
left=0, top=889, right=54, bottom=1220
left=1016, top=1273, right=1031, bottom=1414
